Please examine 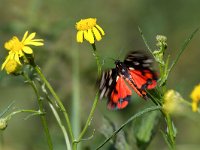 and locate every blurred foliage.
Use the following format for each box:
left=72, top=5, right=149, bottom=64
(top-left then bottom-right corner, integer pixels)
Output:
left=1, top=0, right=200, bottom=149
